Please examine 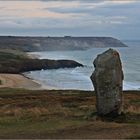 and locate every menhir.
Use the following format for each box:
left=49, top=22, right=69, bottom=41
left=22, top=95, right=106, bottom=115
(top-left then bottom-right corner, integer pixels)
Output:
left=90, top=49, right=123, bottom=116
